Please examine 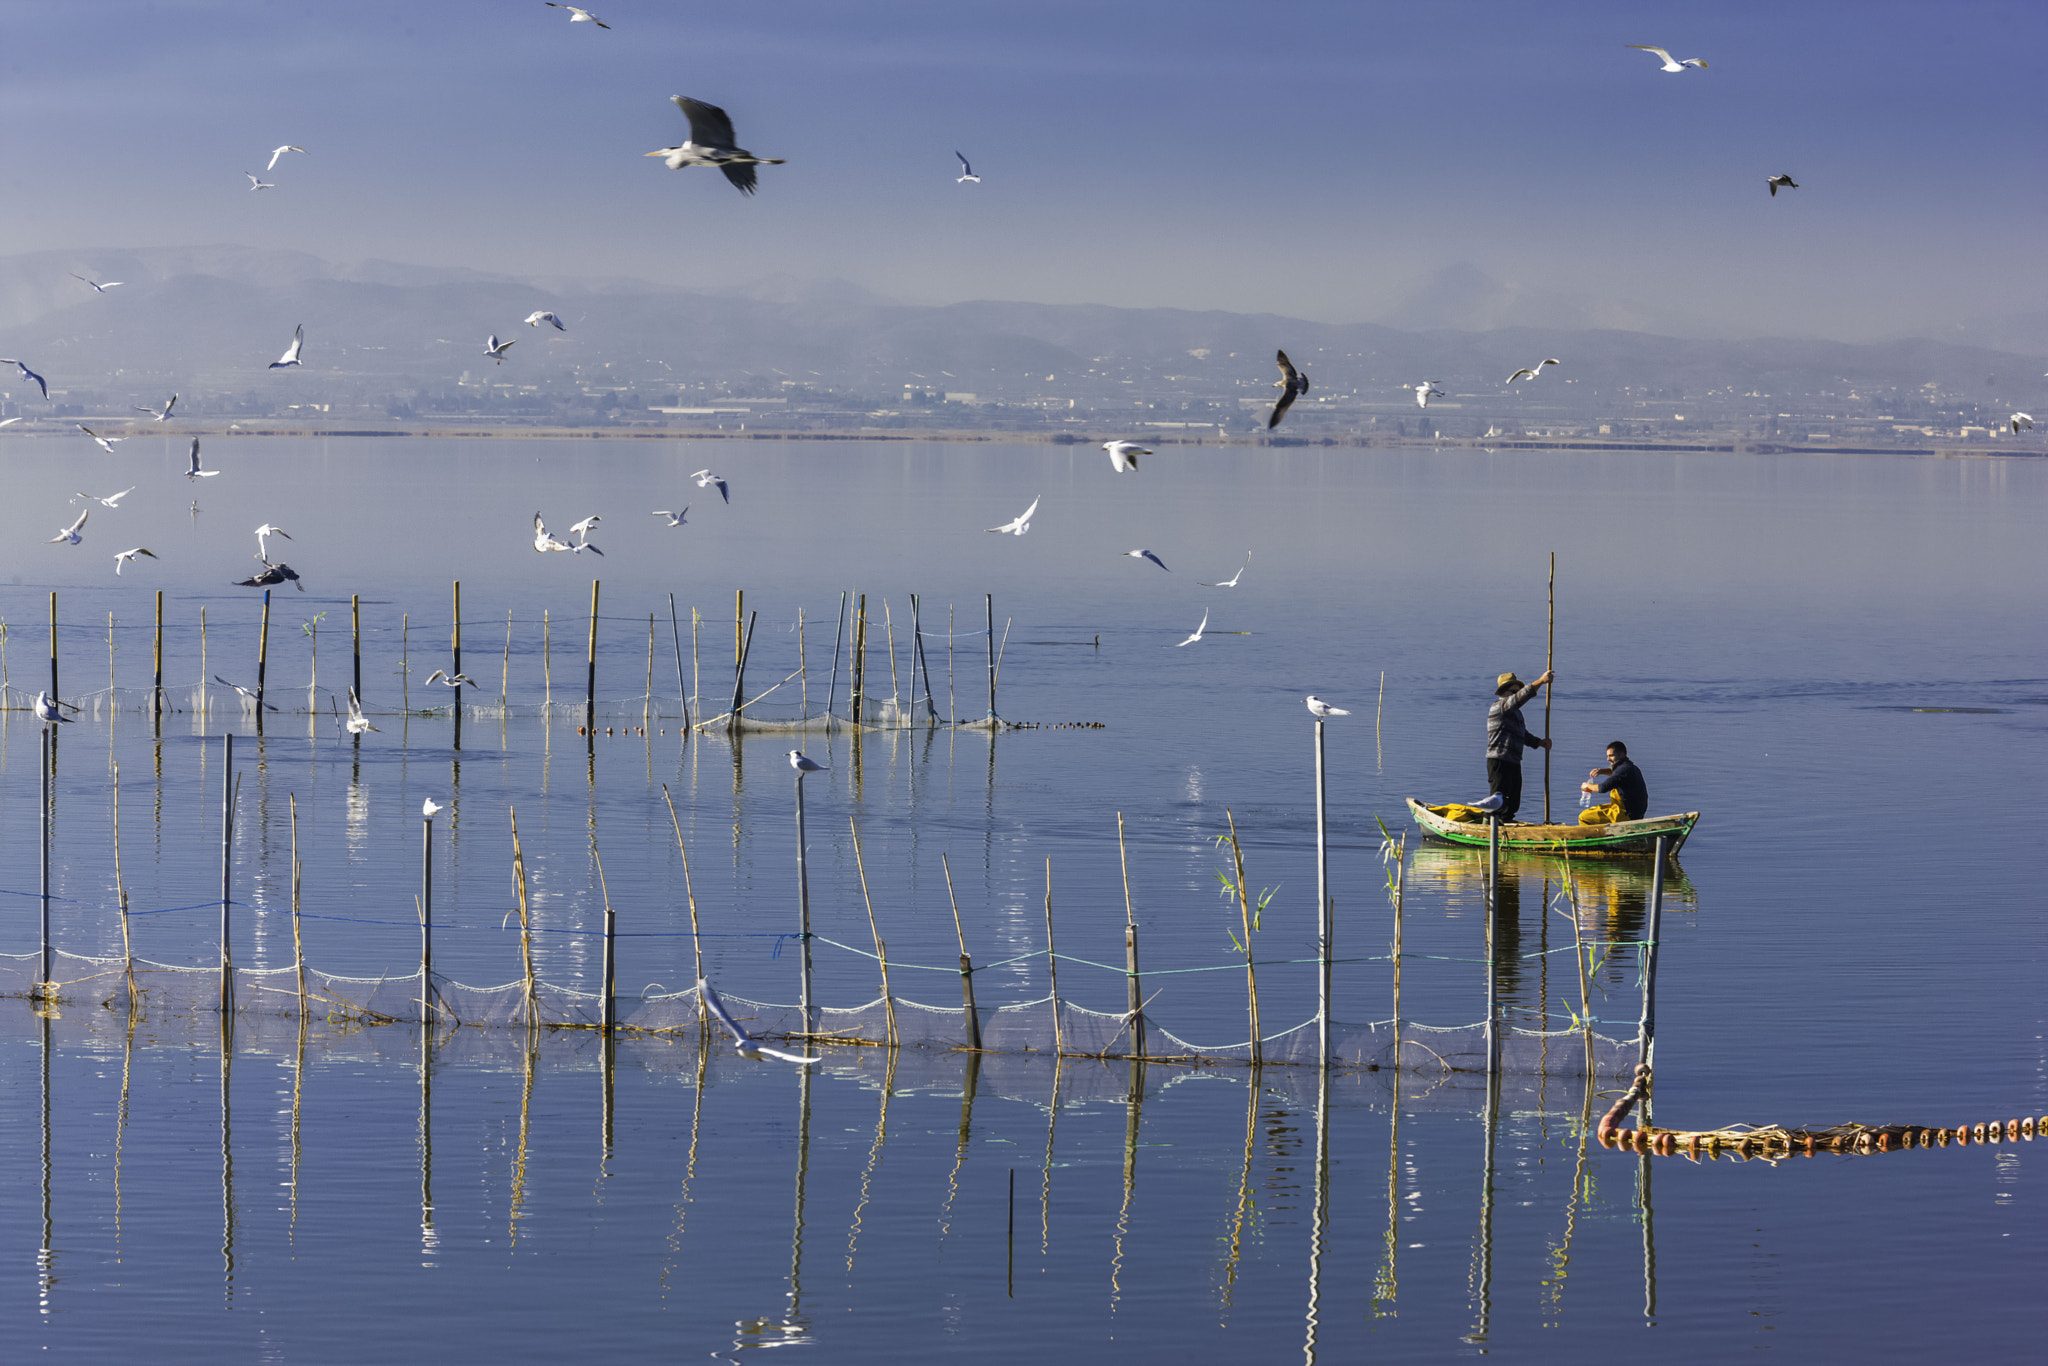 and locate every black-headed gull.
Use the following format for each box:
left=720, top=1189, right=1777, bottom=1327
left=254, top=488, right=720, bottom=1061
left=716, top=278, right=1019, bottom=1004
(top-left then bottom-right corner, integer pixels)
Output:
left=215, top=675, right=279, bottom=710
left=533, top=514, right=572, bottom=552
left=985, top=496, right=1038, bottom=536
left=1506, top=359, right=1561, bottom=384
left=266, top=145, right=308, bottom=172
left=699, top=979, right=821, bottom=1065
left=78, top=486, right=136, bottom=508
left=1175, top=610, right=1209, bottom=647
left=484, top=335, right=515, bottom=364
left=1305, top=696, right=1350, bottom=718
left=955, top=151, right=980, bottom=183
left=545, top=3, right=610, bottom=27
left=34, top=692, right=72, bottom=726
left=569, top=515, right=600, bottom=538
left=1628, top=45, right=1707, bottom=72
left=2, top=358, right=49, bottom=399
left=524, top=311, right=566, bottom=330
left=422, top=797, right=445, bottom=819
left=246, top=173, right=276, bottom=191
left=346, top=688, right=379, bottom=734
left=133, top=394, right=178, bottom=421
left=48, top=508, right=89, bottom=545
left=254, top=524, right=291, bottom=560
left=70, top=273, right=123, bottom=294
left=646, top=96, right=785, bottom=196
left=653, top=507, right=689, bottom=527
left=1269, top=350, right=1309, bottom=429
left=186, top=437, right=219, bottom=480
left=1766, top=174, right=1799, bottom=197
left=691, top=469, right=730, bottom=502
left=2011, top=413, right=2034, bottom=434
left=1411, top=381, right=1444, bottom=408
left=1122, top=549, right=1169, bottom=572
left=269, top=324, right=304, bottom=368
left=113, top=547, right=157, bottom=575
left=424, top=670, right=476, bottom=689
left=1102, top=440, right=1149, bottom=472
left=78, top=423, right=121, bottom=454
left=787, top=750, right=828, bottom=774
left=1201, top=552, right=1251, bottom=588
